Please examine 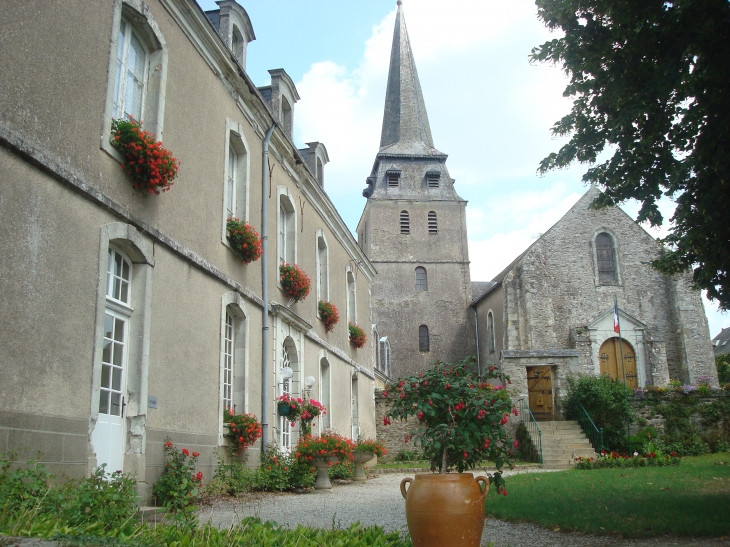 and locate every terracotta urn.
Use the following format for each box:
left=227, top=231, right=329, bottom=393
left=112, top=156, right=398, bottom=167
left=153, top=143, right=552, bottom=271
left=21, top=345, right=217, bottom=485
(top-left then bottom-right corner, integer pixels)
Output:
left=312, top=456, right=339, bottom=490
left=400, top=473, right=489, bottom=547
left=352, top=452, right=375, bottom=481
